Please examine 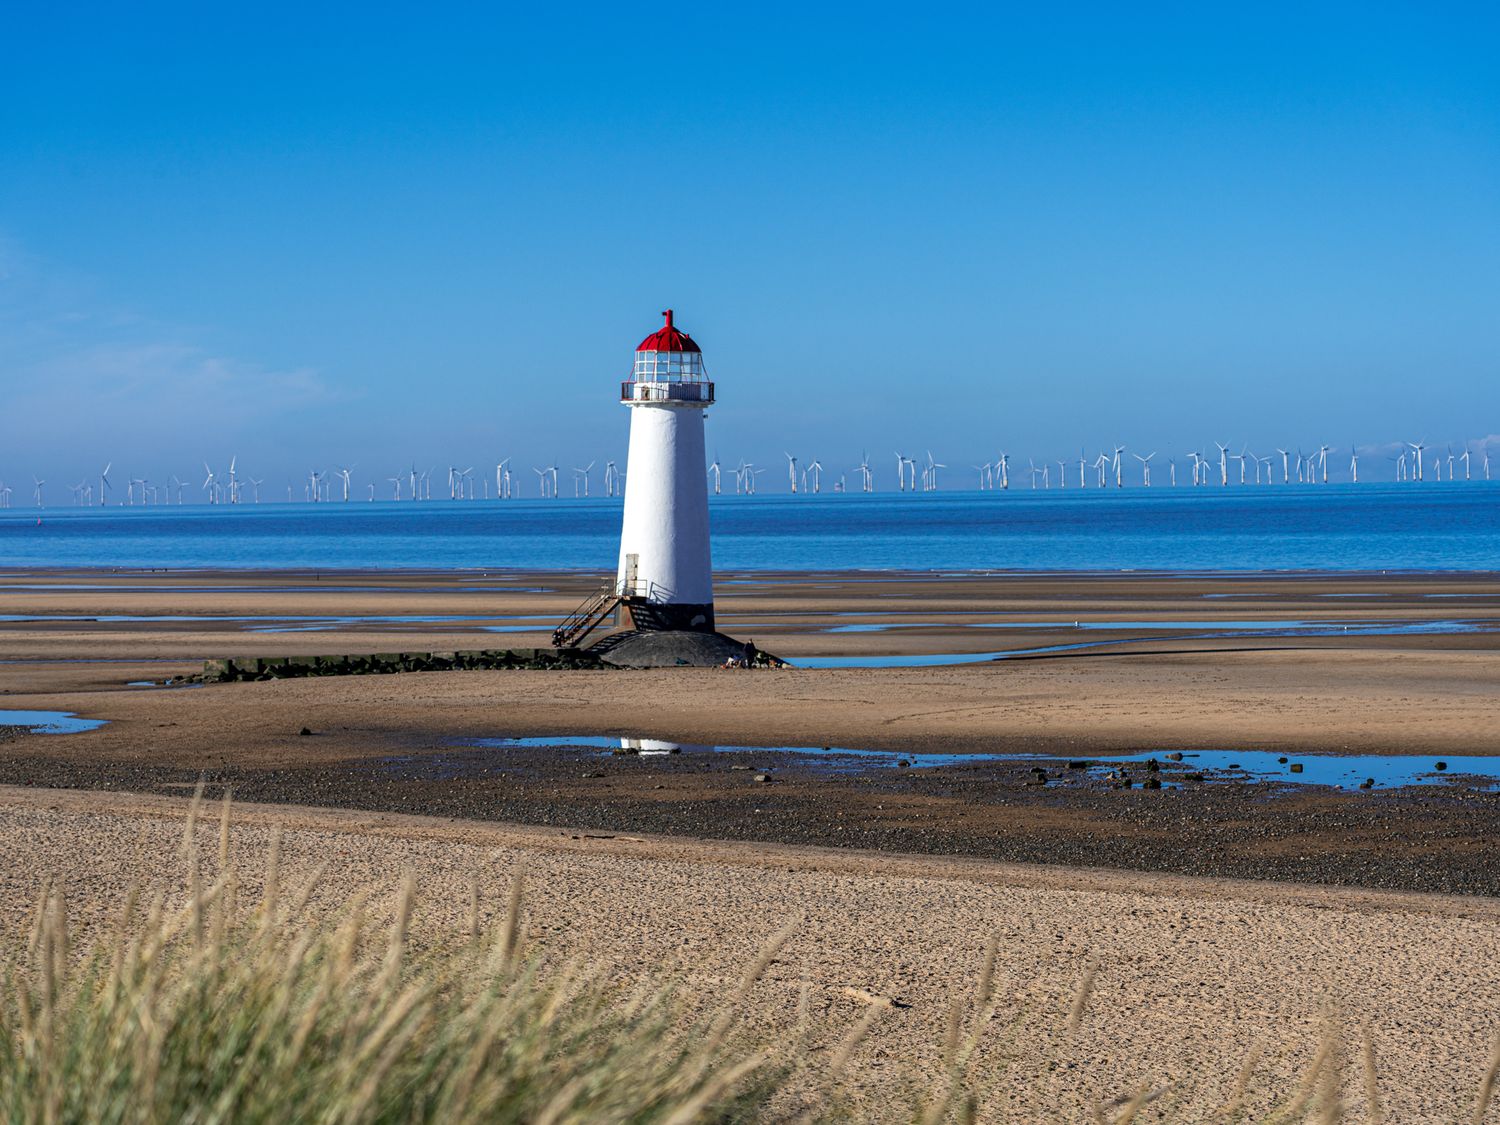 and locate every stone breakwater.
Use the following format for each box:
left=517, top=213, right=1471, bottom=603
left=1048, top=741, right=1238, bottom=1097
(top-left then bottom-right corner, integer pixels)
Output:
left=202, top=648, right=601, bottom=682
